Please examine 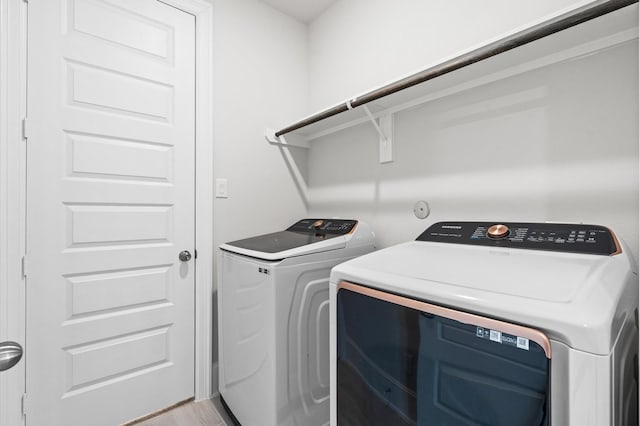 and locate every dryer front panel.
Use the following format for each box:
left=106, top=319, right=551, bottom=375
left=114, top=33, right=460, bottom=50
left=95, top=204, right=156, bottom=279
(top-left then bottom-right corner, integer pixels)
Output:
left=218, top=252, right=277, bottom=425
left=336, top=281, right=551, bottom=426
